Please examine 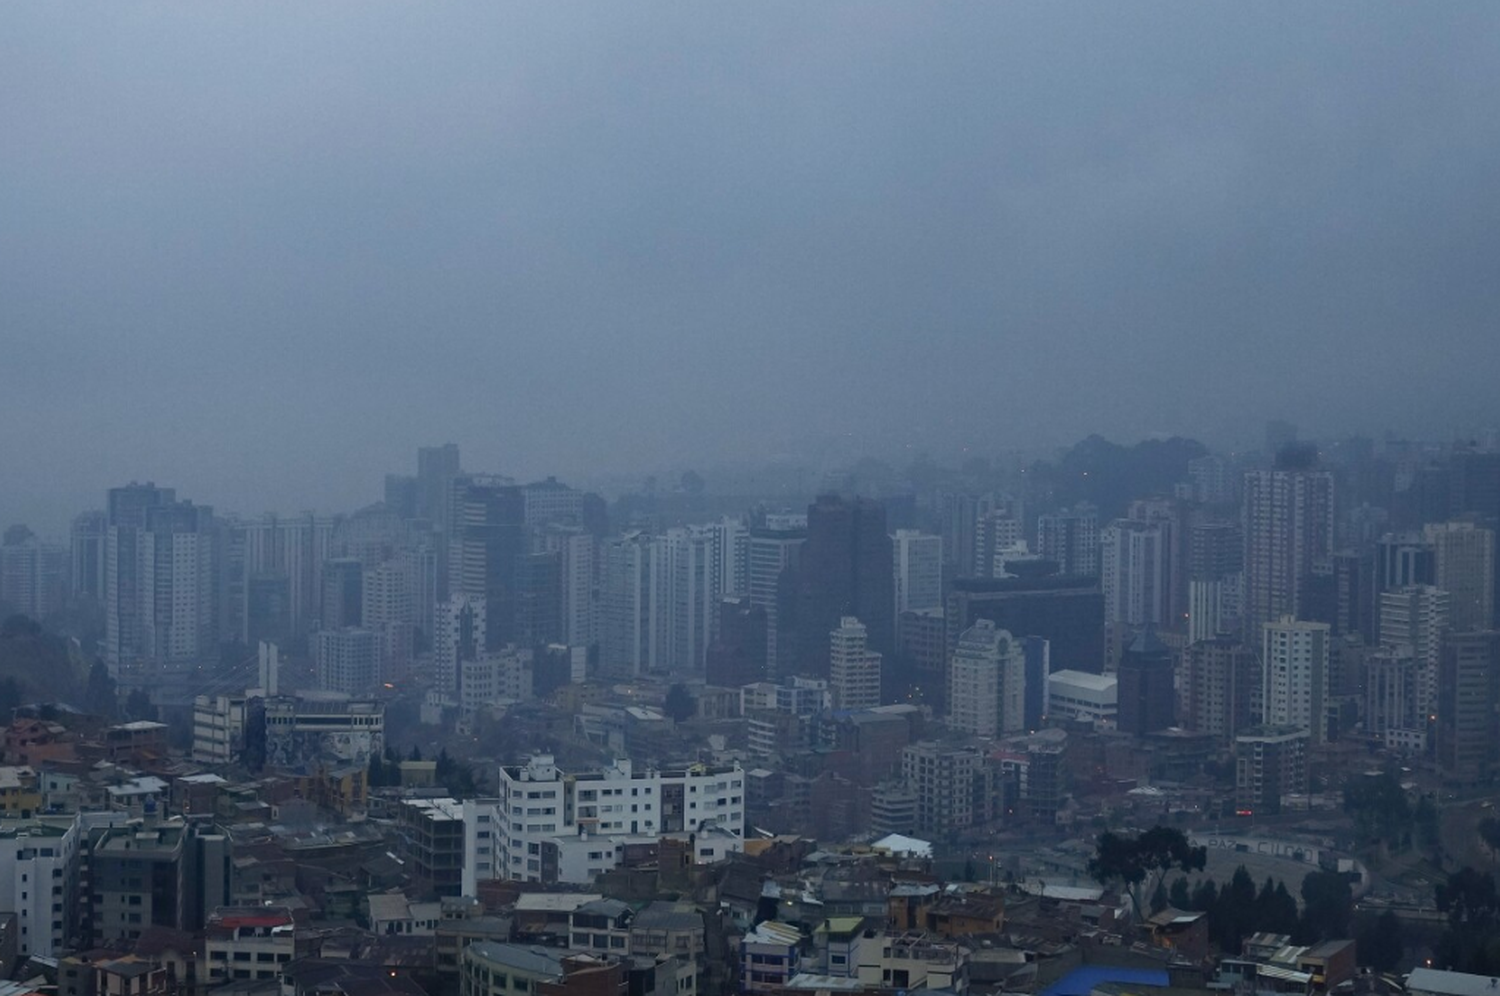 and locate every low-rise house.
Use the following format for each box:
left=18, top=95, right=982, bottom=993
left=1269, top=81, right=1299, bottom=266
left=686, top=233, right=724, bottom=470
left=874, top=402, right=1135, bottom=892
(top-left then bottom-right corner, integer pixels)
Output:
left=204, top=905, right=296, bottom=985
left=569, top=899, right=633, bottom=956
left=740, top=921, right=801, bottom=994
